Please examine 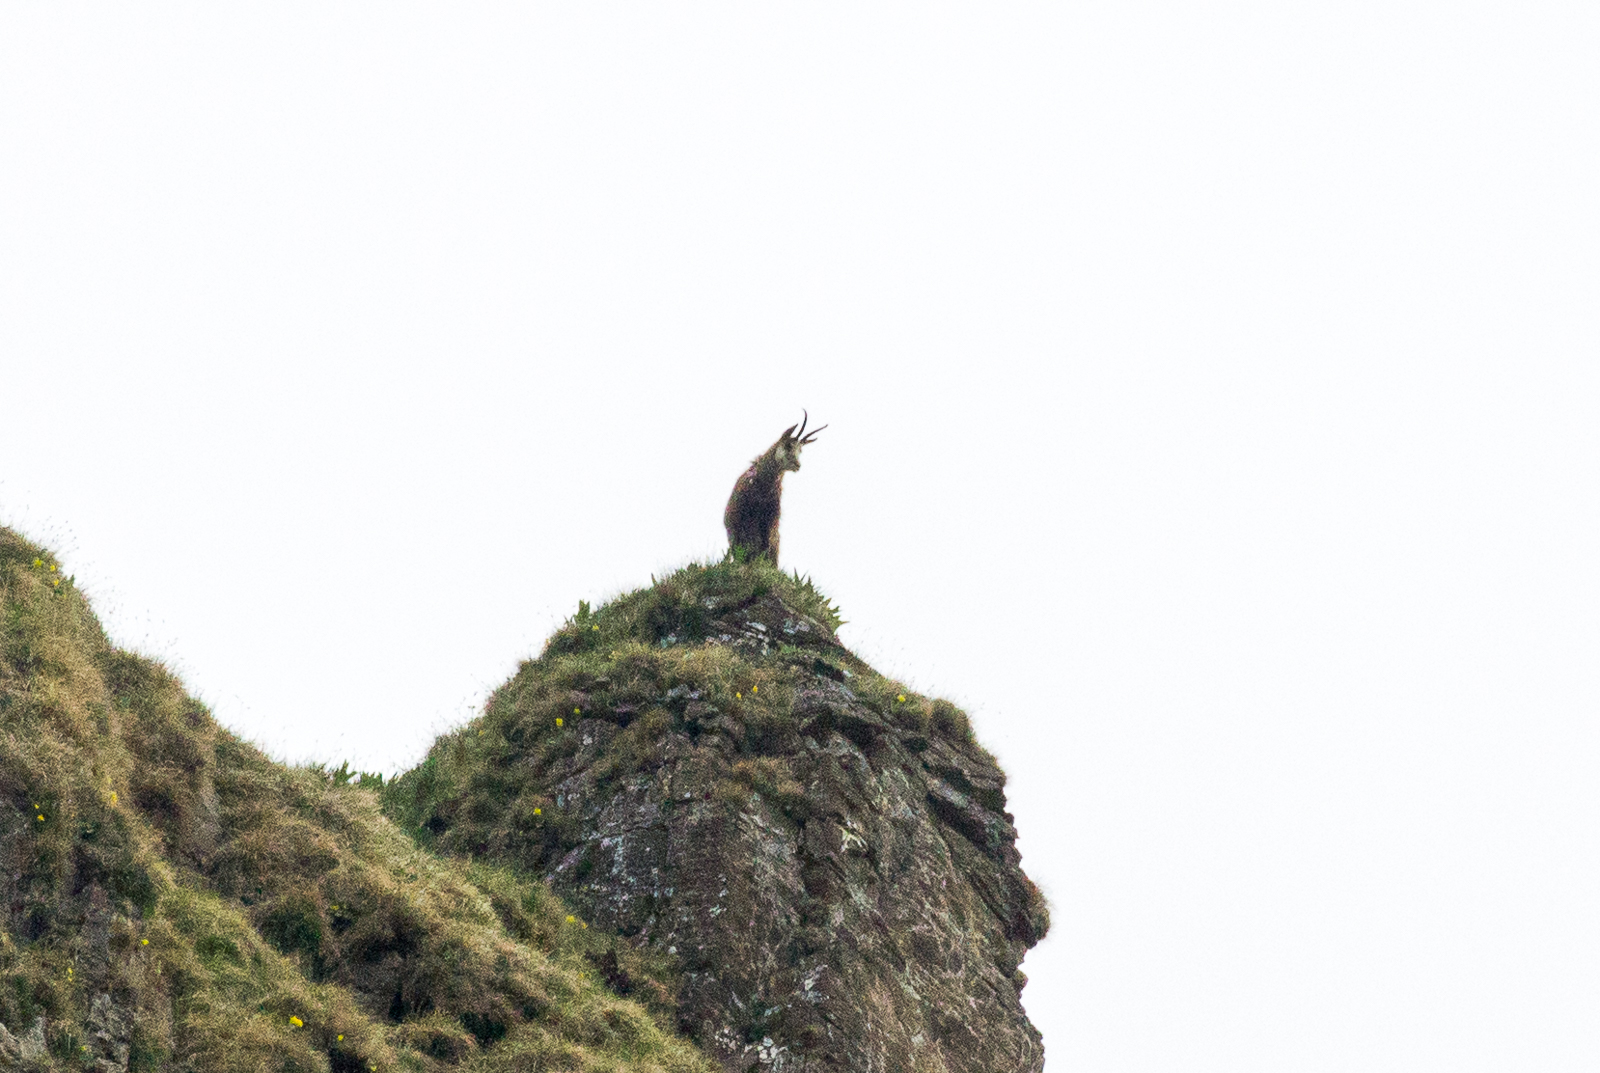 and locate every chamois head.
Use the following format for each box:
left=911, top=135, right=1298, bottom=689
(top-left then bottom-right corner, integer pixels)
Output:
left=772, top=410, right=827, bottom=473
